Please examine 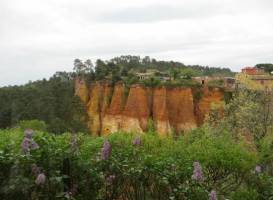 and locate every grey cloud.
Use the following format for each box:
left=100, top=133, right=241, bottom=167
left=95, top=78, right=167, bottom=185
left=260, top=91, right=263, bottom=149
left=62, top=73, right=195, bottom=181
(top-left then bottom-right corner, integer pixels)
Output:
left=97, top=4, right=236, bottom=23
left=1, top=0, right=273, bottom=86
